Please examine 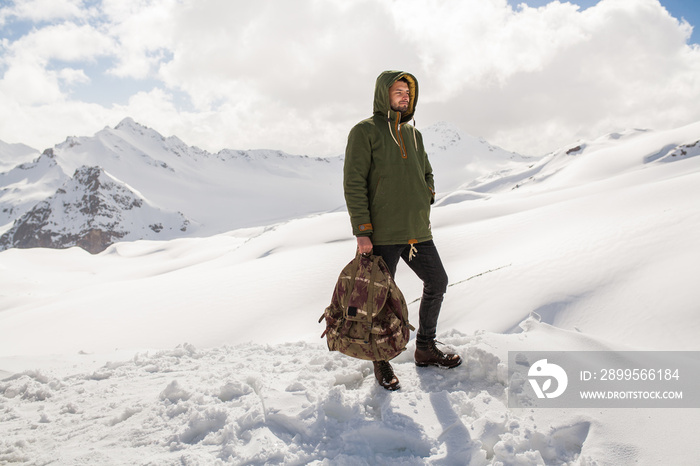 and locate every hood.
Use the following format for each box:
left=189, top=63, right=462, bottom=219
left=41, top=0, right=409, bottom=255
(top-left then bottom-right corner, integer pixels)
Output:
left=373, top=70, right=419, bottom=124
